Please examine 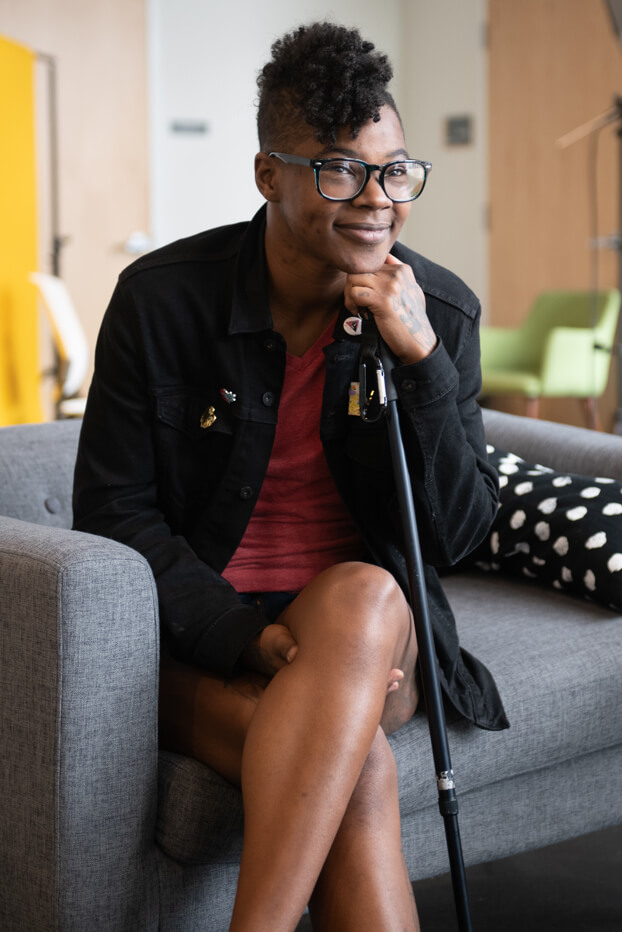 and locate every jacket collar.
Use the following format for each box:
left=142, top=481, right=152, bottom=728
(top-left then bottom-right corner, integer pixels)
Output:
left=228, top=205, right=273, bottom=336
